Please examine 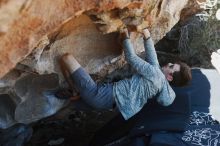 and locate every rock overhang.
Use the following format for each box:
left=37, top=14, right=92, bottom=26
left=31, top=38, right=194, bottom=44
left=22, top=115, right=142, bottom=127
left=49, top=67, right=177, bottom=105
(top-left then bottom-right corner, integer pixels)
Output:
left=0, top=0, right=203, bottom=79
